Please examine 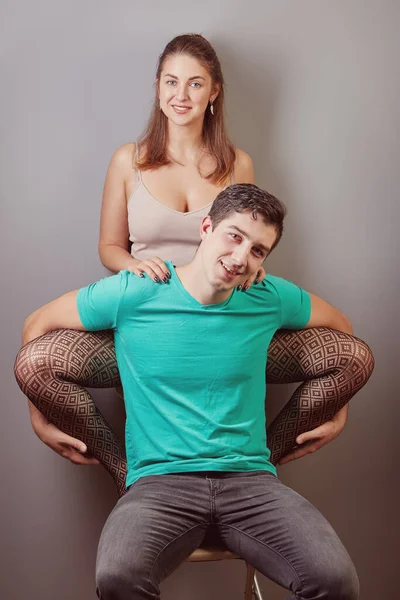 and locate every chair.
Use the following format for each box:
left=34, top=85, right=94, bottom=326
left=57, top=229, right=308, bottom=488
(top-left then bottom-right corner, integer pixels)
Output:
left=186, top=534, right=264, bottom=599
